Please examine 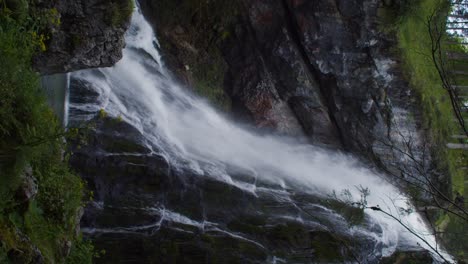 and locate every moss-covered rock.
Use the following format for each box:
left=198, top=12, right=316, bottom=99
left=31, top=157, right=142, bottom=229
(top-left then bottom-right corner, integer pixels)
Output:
left=138, top=0, right=236, bottom=111
left=309, top=231, right=352, bottom=262
left=268, top=222, right=310, bottom=249
left=32, top=0, right=132, bottom=74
